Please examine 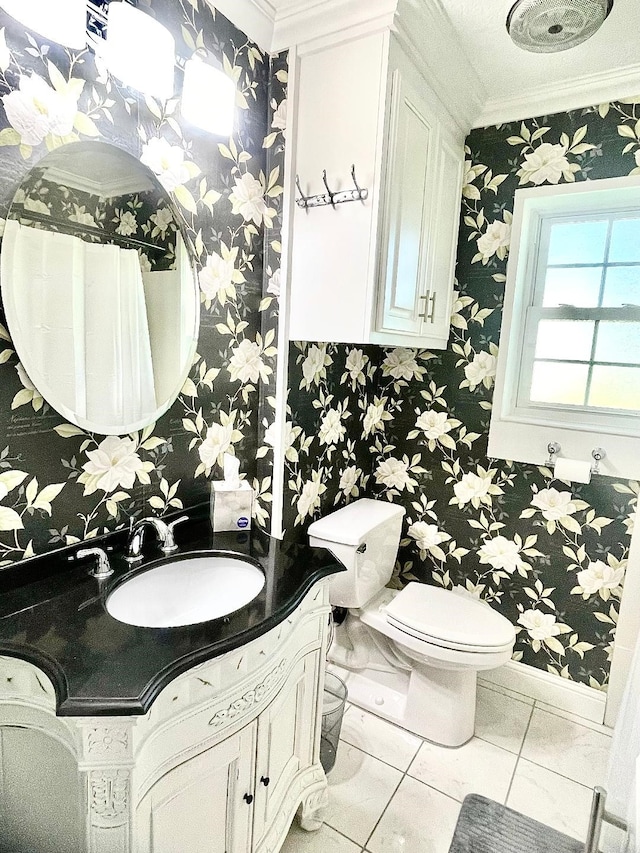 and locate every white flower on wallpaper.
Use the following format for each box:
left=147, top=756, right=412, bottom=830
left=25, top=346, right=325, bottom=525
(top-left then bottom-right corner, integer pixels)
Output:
left=272, top=98, right=287, bottom=133
left=199, top=243, right=243, bottom=306
left=518, top=142, right=578, bottom=185
left=475, top=216, right=511, bottom=264
left=375, top=457, right=416, bottom=492
left=362, top=397, right=392, bottom=438
left=115, top=210, right=137, bottom=236
left=198, top=416, right=243, bottom=474
left=381, top=348, right=425, bottom=382
left=518, top=609, right=564, bottom=642
left=463, top=348, right=498, bottom=390
left=451, top=467, right=502, bottom=510
left=229, top=171, right=268, bottom=226
left=319, top=408, right=346, bottom=445
left=149, top=206, right=174, bottom=237
left=478, top=536, right=528, bottom=575
left=299, top=344, right=332, bottom=390
left=3, top=70, right=80, bottom=147
left=140, top=137, right=193, bottom=192
left=338, top=464, right=362, bottom=499
left=79, top=436, right=147, bottom=496
left=296, top=471, right=327, bottom=523
left=343, top=348, right=369, bottom=390
left=408, top=521, right=451, bottom=561
left=267, top=267, right=281, bottom=297
left=228, top=338, right=271, bottom=385
left=414, top=409, right=455, bottom=447
left=69, top=205, right=97, bottom=227
left=575, top=559, right=625, bottom=600
left=24, top=197, right=50, bottom=216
